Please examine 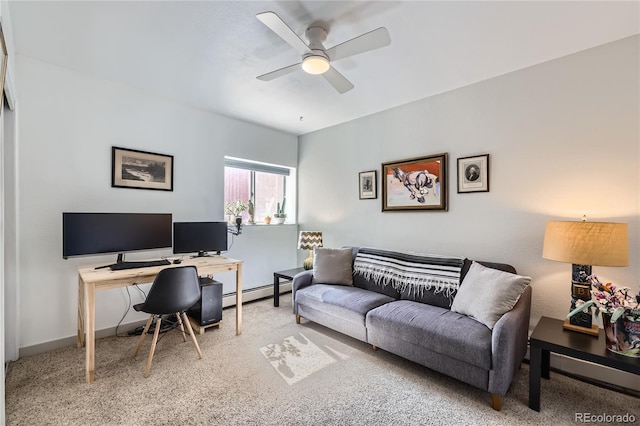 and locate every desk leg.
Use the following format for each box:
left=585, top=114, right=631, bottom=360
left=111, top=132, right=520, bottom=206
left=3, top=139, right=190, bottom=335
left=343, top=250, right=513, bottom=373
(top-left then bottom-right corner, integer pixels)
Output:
left=529, top=345, right=542, bottom=411
left=77, top=275, right=85, bottom=348
left=236, top=263, right=243, bottom=336
left=85, top=283, right=96, bottom=383
left=273, top=274, right=280, bottom=307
